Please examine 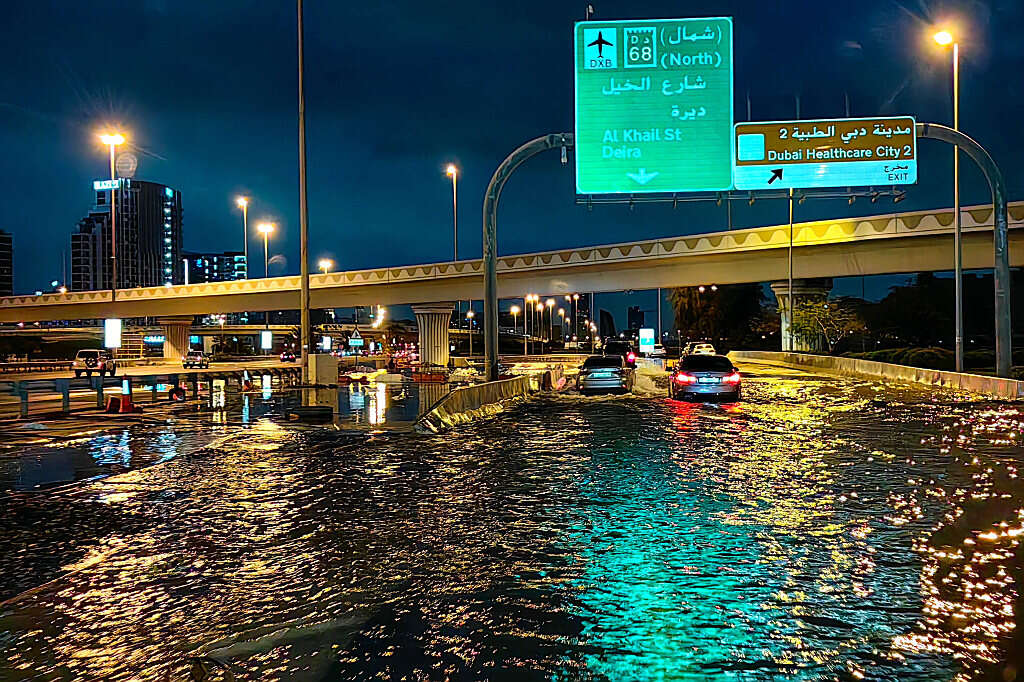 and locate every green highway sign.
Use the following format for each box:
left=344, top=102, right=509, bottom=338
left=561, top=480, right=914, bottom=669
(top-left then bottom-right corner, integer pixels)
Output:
left=574, top=17, right=734, bottom=195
